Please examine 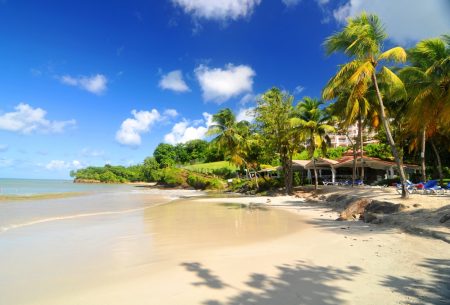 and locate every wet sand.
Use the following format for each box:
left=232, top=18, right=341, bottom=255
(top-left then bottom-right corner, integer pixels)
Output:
left=1, top=188, right=448, bottom=305
left=0, top=190, right=304, bottom=305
